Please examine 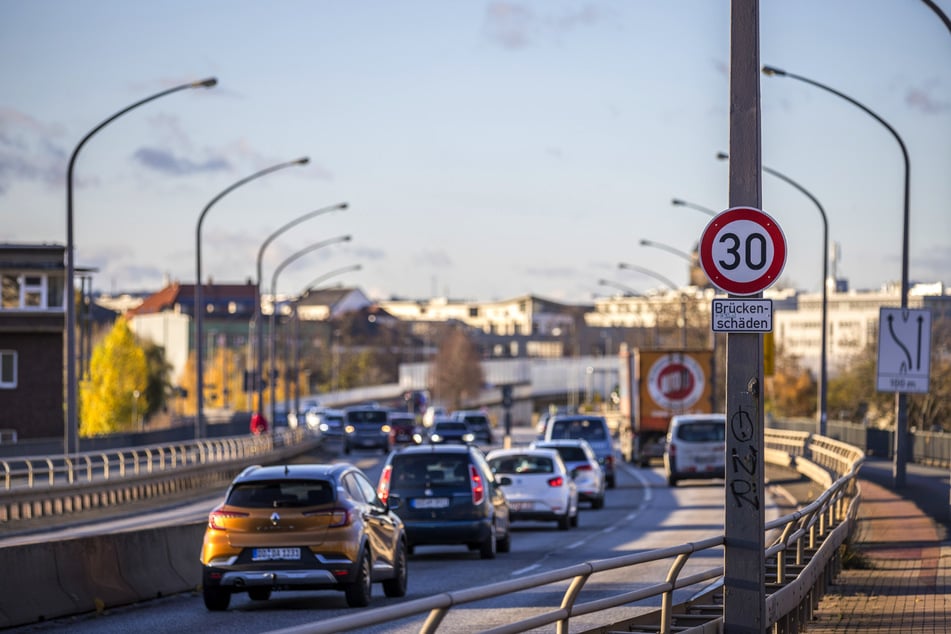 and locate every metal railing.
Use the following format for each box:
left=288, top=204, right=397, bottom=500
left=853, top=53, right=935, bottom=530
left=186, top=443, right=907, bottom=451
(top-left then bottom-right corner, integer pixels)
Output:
left=269, top=430, right=864, bottom=634
left=0, top=428, right=317, bottom=523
